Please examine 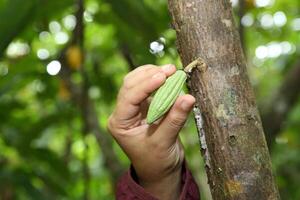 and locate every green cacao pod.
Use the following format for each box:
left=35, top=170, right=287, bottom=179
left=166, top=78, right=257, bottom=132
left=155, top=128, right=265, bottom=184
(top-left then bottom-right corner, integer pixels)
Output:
left=147, top=70, right=187, bottom=124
